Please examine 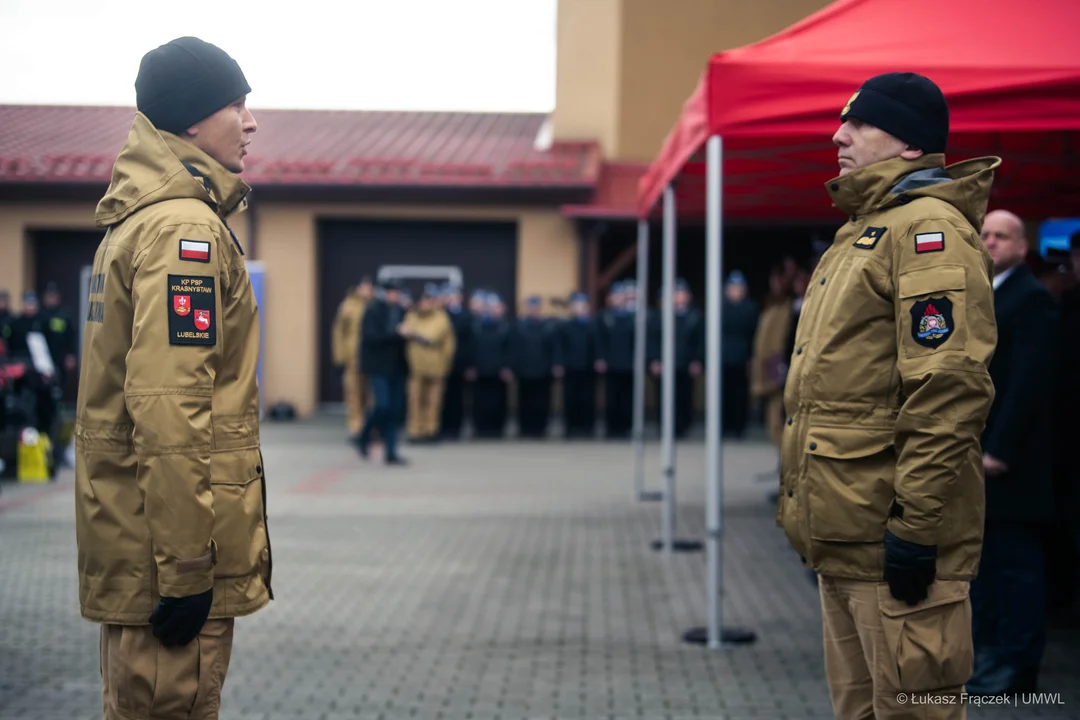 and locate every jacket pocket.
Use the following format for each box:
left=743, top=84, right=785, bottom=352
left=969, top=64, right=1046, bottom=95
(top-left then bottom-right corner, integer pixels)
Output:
left=898, top=265, right=968, bottom=358
left=805, top=424, right=895, bottom=542
left=877, top=580, right=973, bottom=692
left=209, top=448, right=267, bottom=578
